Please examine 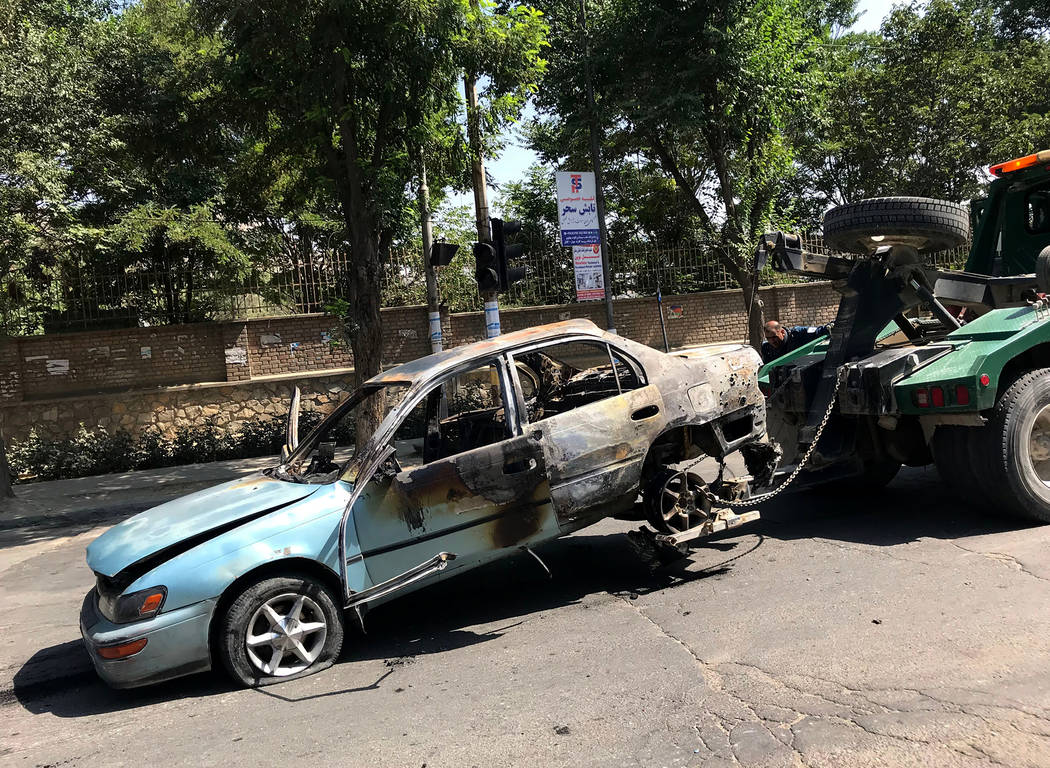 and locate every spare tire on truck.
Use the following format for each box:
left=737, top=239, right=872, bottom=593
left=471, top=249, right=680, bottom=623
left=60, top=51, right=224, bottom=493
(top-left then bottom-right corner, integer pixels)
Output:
left=823, top=197, right=970, bottom=255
